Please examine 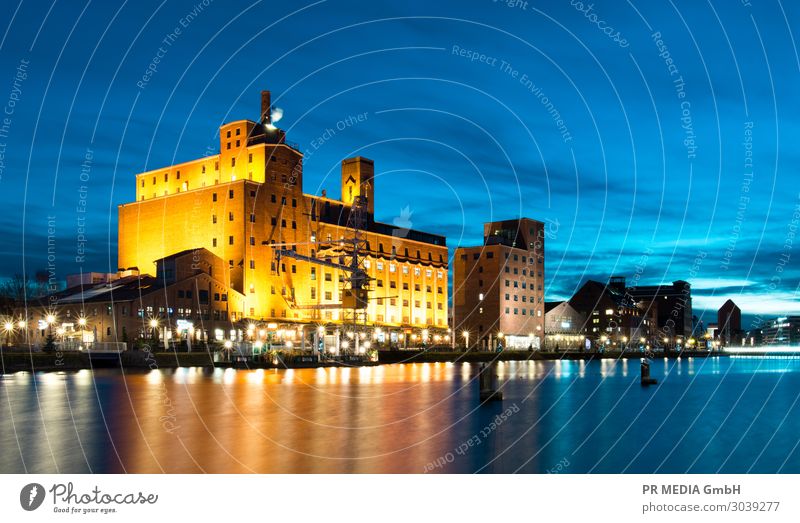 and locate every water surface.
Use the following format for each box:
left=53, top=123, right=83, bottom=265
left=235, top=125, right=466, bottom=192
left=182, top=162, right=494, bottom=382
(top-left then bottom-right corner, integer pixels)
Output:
left=2, top=357, right=799, bottom=473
